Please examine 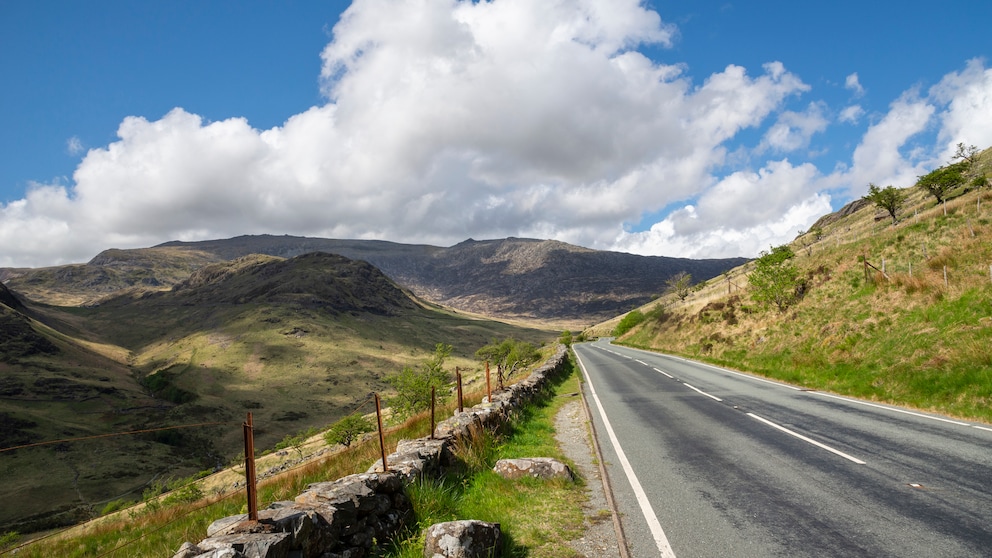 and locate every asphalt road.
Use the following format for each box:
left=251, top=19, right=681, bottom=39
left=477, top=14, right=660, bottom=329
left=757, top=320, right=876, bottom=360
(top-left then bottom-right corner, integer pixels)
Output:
left=573, top=339, right=992, bottom=558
